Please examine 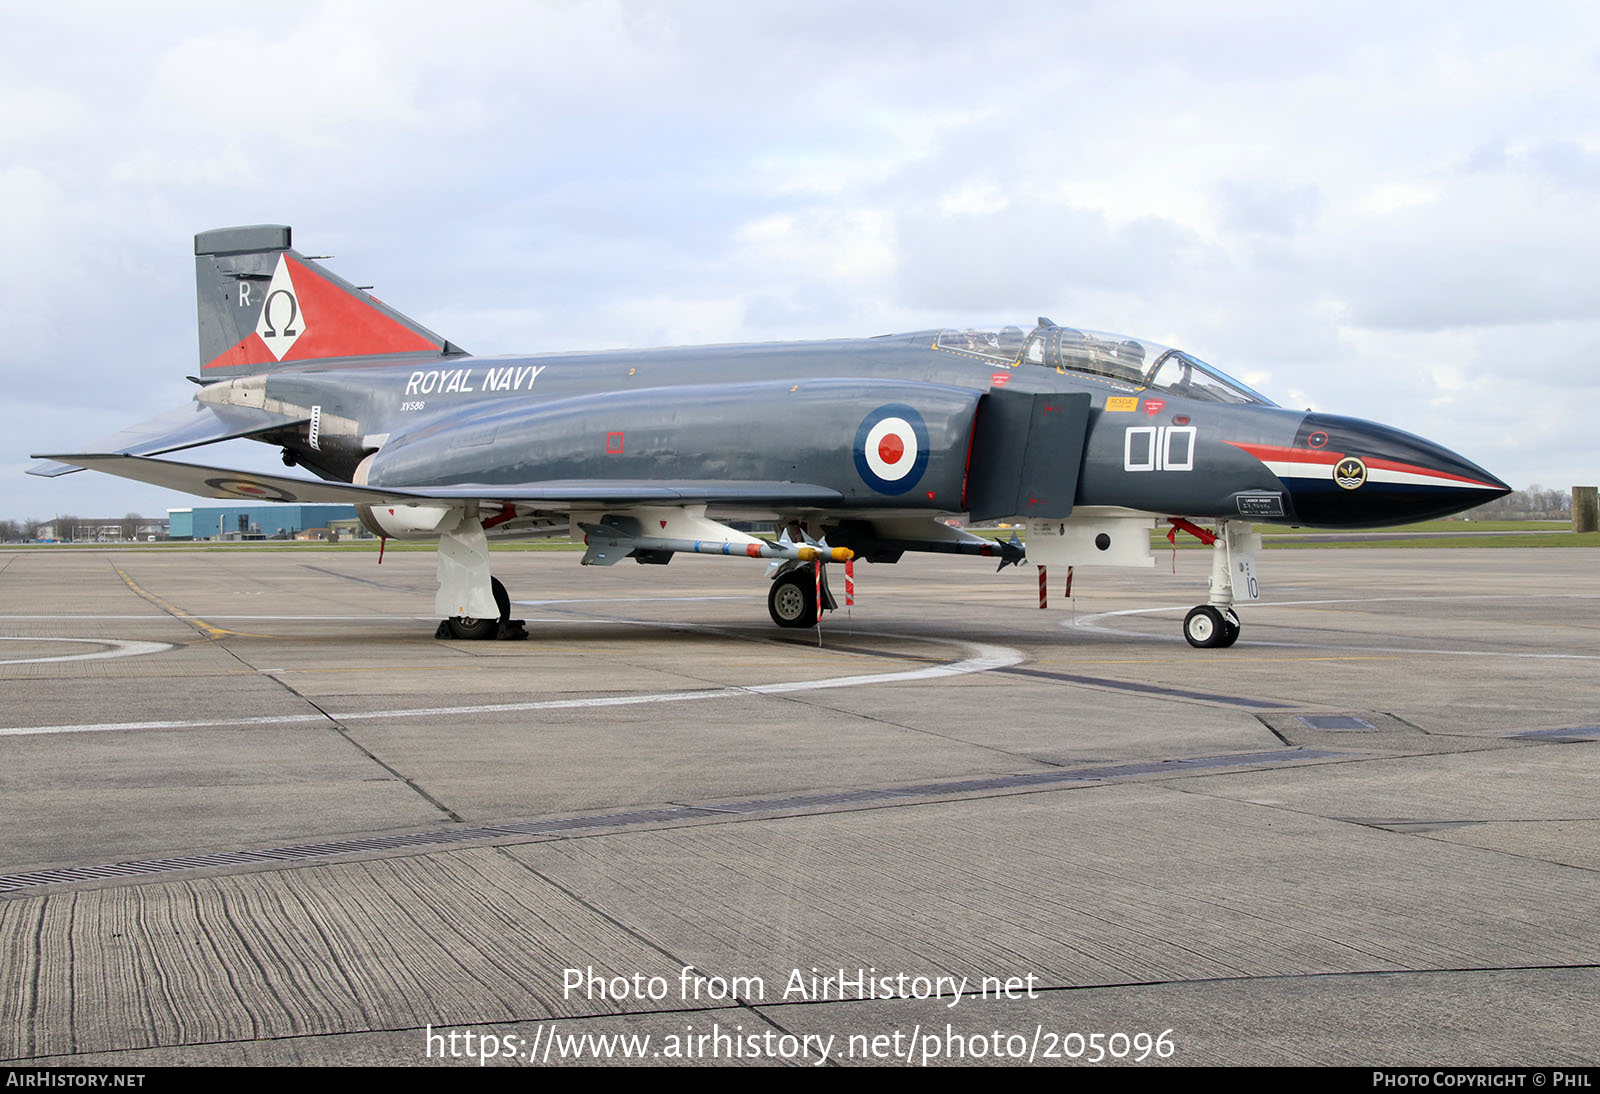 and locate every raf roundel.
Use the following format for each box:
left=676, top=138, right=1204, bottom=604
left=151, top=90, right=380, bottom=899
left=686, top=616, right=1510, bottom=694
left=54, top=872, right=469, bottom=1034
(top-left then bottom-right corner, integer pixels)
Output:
left=204, top=477, right=298, bottom=503
left=853, top=404, right=930, bottom=495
